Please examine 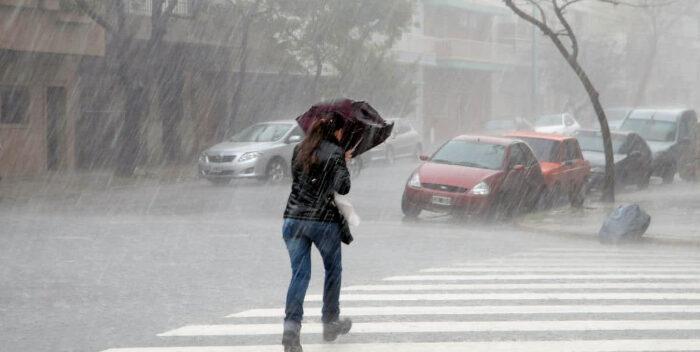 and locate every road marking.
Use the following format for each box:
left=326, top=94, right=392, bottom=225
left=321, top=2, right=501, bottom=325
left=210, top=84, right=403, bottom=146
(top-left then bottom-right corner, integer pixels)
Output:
left=506, top=253, right=697, bottom=258
left=227, top=304, right=700, bottom=318
left=342, top=282, right=700, bottom=291
left=384, top=274, right=700, bottom=281
left=453, top=262, right=700, bottom=267
left=159, top=320, right=700, bottom=337
left=99, top=339, right=700, bottom=352
left=305, top=292, right=700, bottom=301
left=422, top=267, right=700, bottom=273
